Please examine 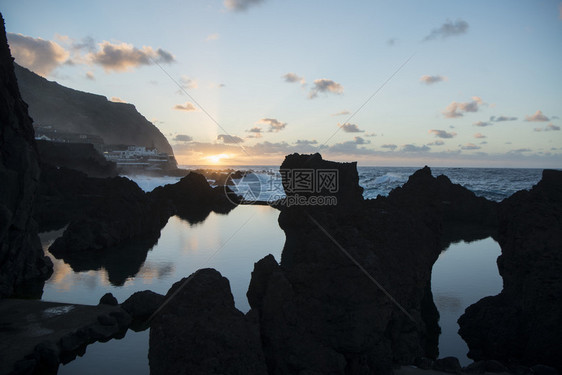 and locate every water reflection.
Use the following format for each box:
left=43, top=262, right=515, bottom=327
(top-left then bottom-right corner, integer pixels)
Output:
left=431, top=237, right=502, bottom=365
left=41, top=205, right=285, bottom=312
